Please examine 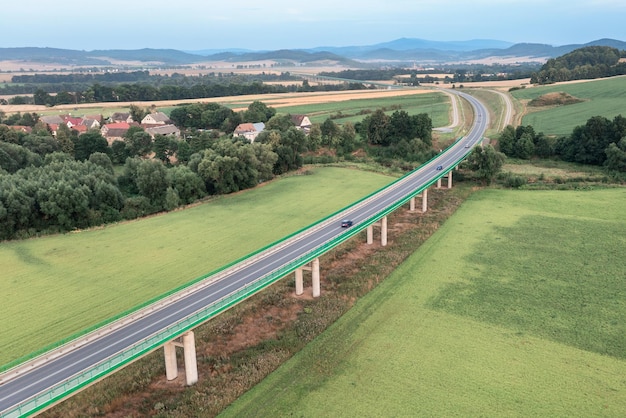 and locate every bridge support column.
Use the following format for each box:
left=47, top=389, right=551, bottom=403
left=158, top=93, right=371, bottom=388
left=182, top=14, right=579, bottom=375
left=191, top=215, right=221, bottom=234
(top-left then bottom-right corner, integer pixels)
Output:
left=366, top=217, right=388, bottom=246
left=295, top=258, right=321, bottom=298
left=312, top=258, right=321, bottom=298
left=422, top=188, right=428, bottom=213
left=437, top=178, right=442, bottom=189
left=447, top=171, right=453, bottom=188
left=295, top=268, right=304, bottom=295
left=163, top=331, right=197, bottom=385
left=381, top=216, right=388, bottom=246
left=164, top=342, right=178, bottom=381
left=183, top=331, right=198, bottom=385
left=409, top=197, right=415, bottom=211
